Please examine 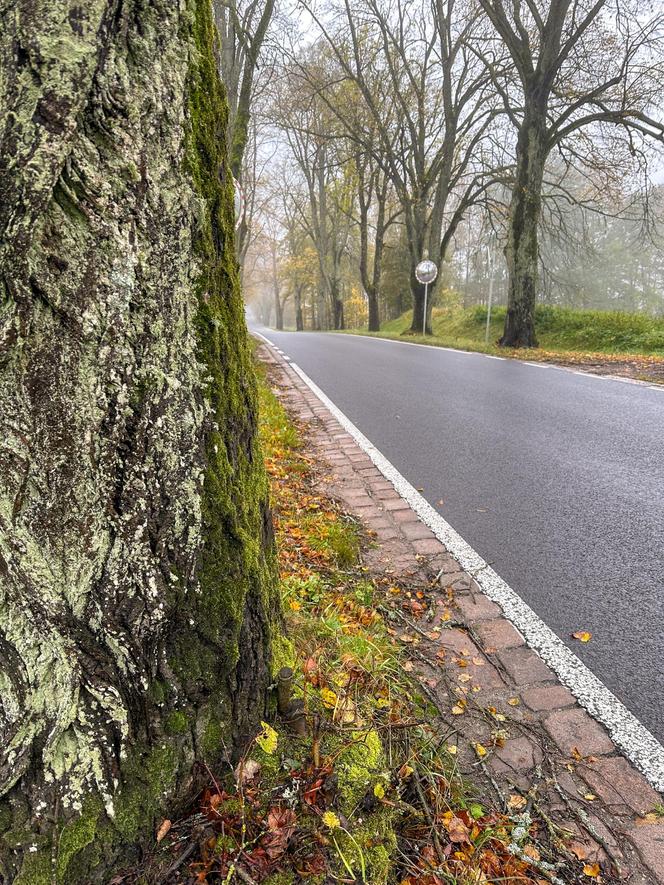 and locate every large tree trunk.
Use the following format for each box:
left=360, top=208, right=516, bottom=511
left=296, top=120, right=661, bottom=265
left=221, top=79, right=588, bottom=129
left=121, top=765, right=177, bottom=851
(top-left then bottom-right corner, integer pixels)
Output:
left=367, top=288, right=380, bottom=332
left=0, top=1, right=277, bottom=881
left=500, top=108, right=547, bottom=348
